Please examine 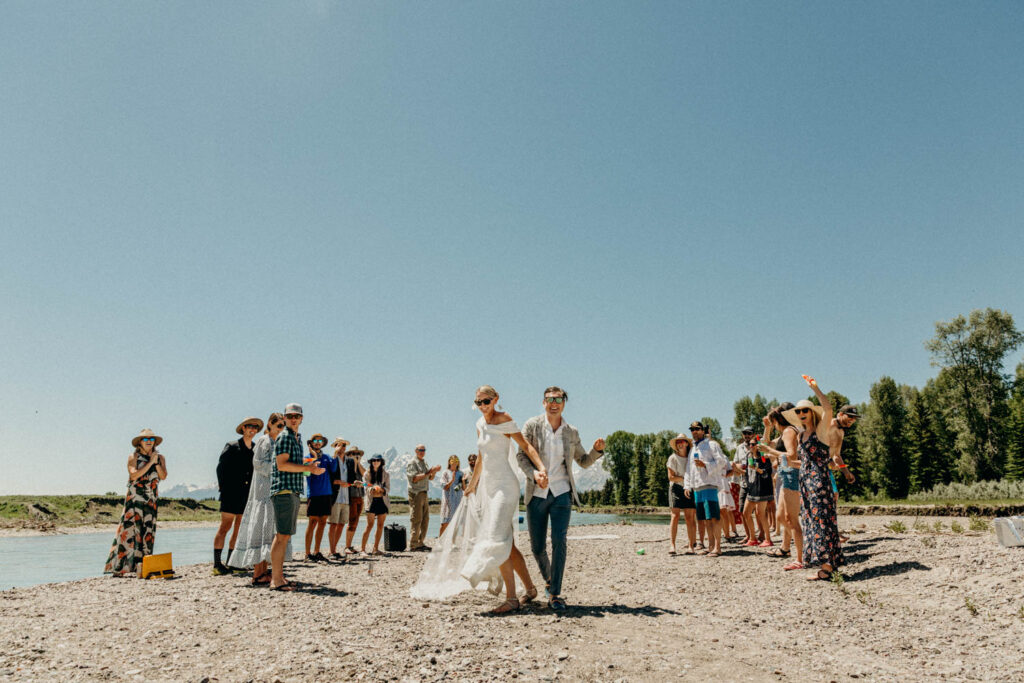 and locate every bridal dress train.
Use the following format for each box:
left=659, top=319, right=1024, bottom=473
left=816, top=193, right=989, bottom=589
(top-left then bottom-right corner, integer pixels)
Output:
left=411, top=417, right=521, bottom=600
